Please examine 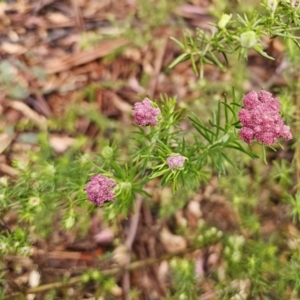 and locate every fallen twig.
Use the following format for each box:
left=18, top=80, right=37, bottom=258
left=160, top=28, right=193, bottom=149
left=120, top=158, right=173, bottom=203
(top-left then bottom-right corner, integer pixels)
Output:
left=45, top=38, right=129, bottom=74
left=4, top=247, right=196, bottom=299
left=122, top=195, right=143, bottom=300
left=6, top=100, right=48, bottom=131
